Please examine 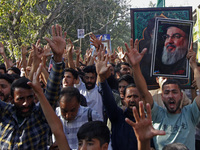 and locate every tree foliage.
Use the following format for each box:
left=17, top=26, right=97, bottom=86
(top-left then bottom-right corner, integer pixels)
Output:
left=0, top=0, right=131, bottom=63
